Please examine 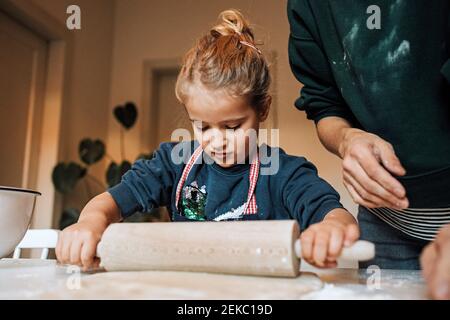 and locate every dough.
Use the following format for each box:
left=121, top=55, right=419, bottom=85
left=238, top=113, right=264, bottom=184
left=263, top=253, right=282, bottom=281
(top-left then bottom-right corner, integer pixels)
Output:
left=42, top=270, right=323, bottom=300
